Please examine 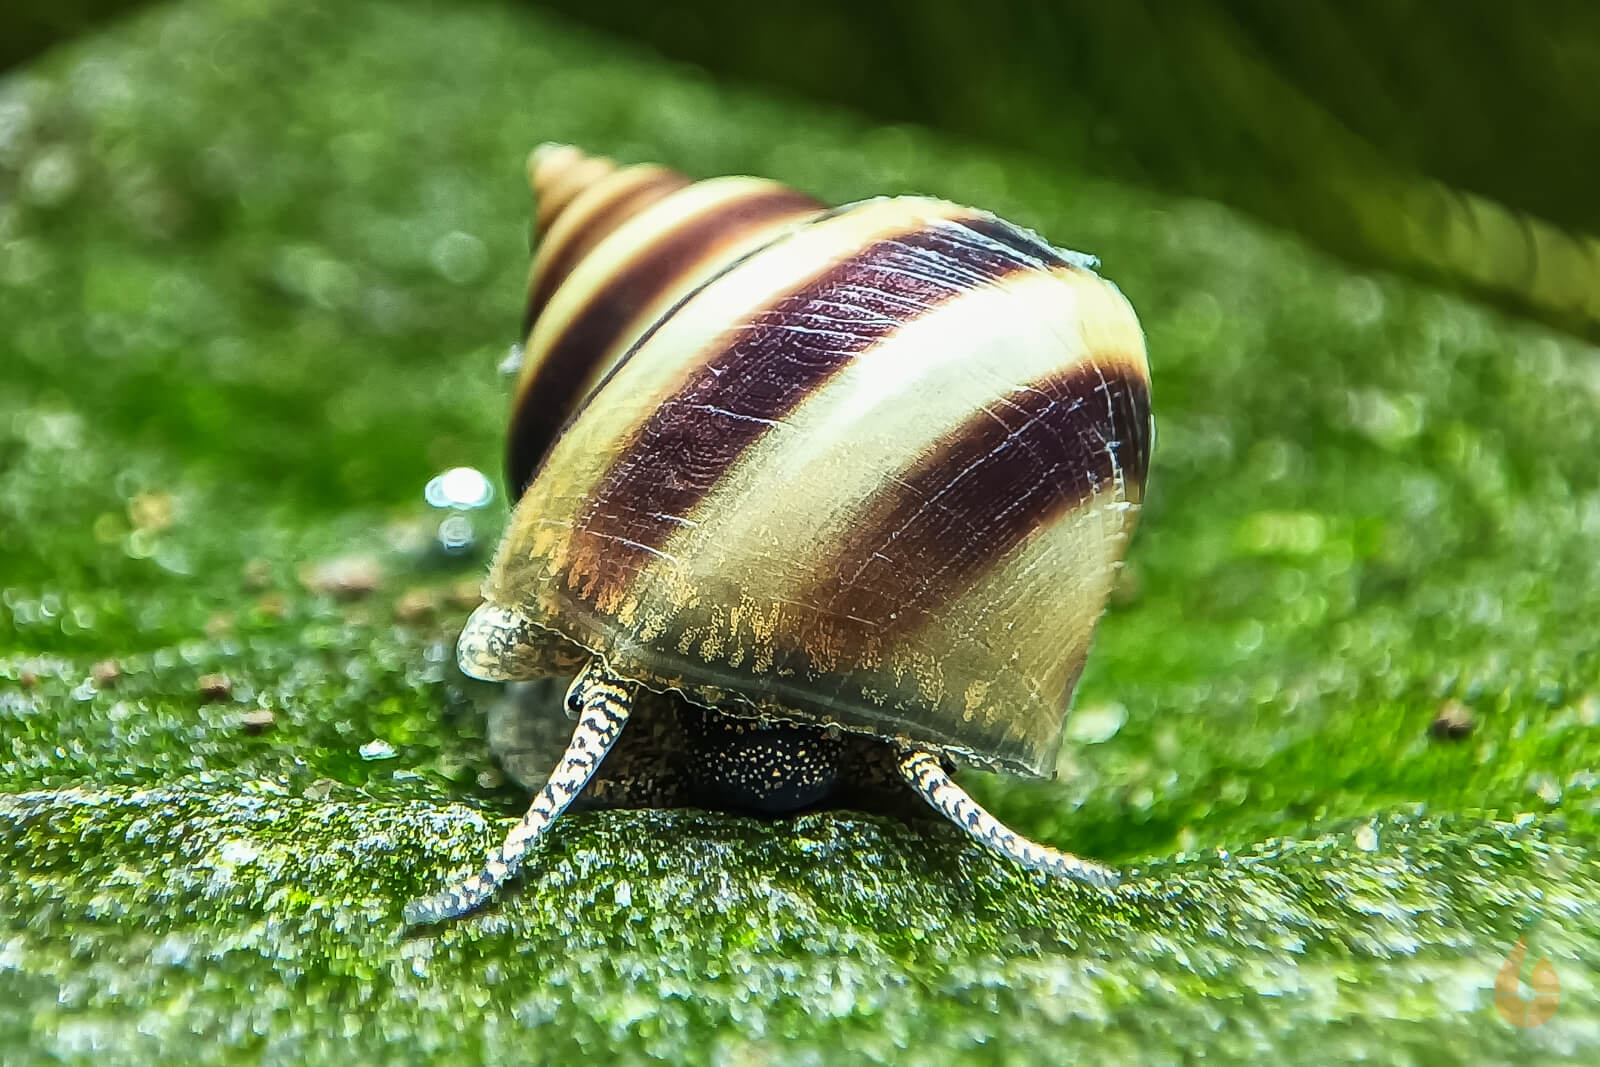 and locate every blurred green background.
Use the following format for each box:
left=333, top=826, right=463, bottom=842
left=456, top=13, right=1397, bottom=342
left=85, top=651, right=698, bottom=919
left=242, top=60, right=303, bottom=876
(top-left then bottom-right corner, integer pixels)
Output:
left=7, top=0, right=1599, bottom=333
left=2, top=1, right=1598, bottom=1064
